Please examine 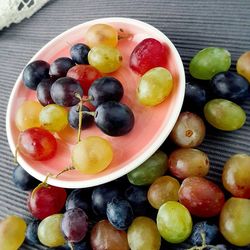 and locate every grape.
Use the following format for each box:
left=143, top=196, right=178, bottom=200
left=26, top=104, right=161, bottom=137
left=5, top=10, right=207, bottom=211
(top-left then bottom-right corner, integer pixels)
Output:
left=210, top=72, right=249, bottom=102
left=128, top=216, right=161, bottom=250
left=92, top=183, right=121, bottom=216
left=37, top=78, right=55, bottom=106
left=130, top=38, right=166, bottom=75
left=67, top=65, right=101, bottom=93
left=68, top=105, right=93, bottom=130
left=168, top=148, right=210, bottom=179
left=91, top=220, right=129, bottom=250
left=236, top=51, right=250, bottom=82
left=170, top=112, right=206, bottom=148
left=88, top=45, right=122, bottom=73
left=220, top=197, right=250, bottom=246
left=0, top=215, right=26, bottom=250
left=189, top=47, right=231, bottom=80
left=178, top=176, right=225, bottom=217
left=65, top=189, right=91, bottom=214
left=12, top=164, right=40, bottom=191
left=124, top=185, right=149, bottom=215
left=137, top=67, right=173, bottom=106
left=183, top=82, right=208, bottom=111
left=22, top=60, right=50, bottom=90
left=74, top=241, right=91, bottom=250
left=38, top=214, right=65, bottom=247
left=72, top=136, right=113, bottom=174
left=28, top=185, right=67, bottom=219
left=222, top=154, right=250, bottom=198
left=88, top=76, right=124, bottom=107
left=106, top=198, right=133, bottom=230
left=204, top=99, right=246, bottom=131
left=70, top=43, right=90, bottom=64
left=39, top=104, right=68, bottom=132
left=26, top=220, right=40, bottom=245
left=49, top=57, right=75, bottom=78
left=147, top=176, right=180, bottom=209
left=86, top=24, right=118, bottom=48
left=127, top=150, right=167, bottom=186
left=189, top=221, right=218, bottom=246
left=94, top=101, right=134, bottom=136
left=61, top=208, right=88, bottom=243
left=50, top=77, right=84, bottom=107
left=15, top=100, right=43, bottom=131
left=156, top=201, right=192, bottom=243
left=18, top=127, right=57, bottom=161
